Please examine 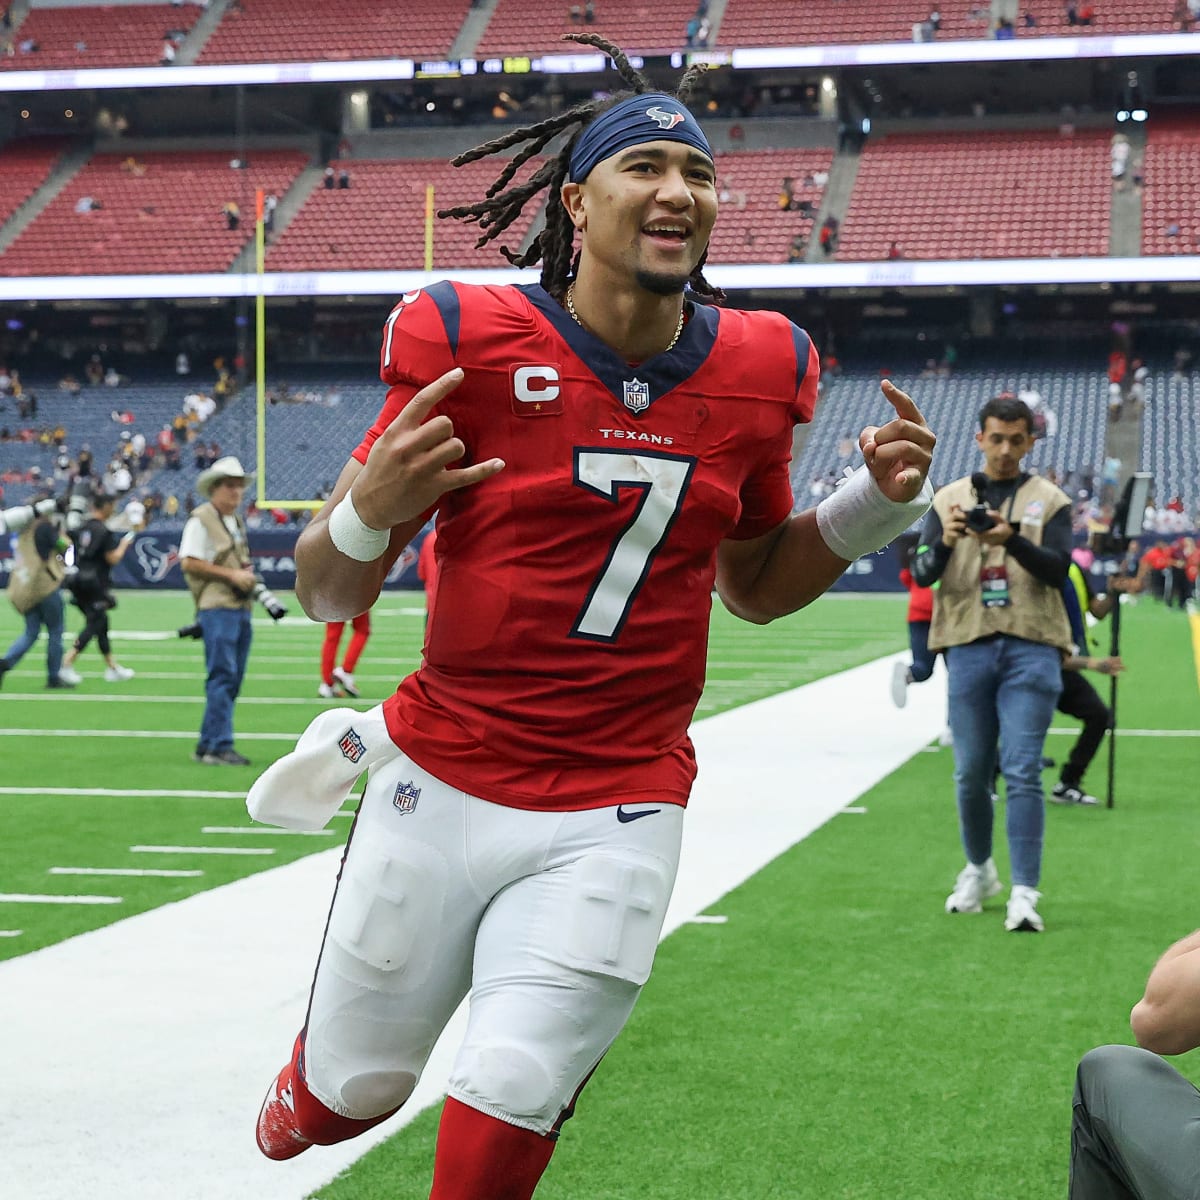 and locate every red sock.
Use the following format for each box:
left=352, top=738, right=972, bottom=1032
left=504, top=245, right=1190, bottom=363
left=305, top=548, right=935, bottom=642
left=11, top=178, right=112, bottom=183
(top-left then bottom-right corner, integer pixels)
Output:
left=320, top=623, right=343, bottom=685
left=429, top=1097, right=556, bottom=1200
left=288, top=1034, right=400, bottom=1146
